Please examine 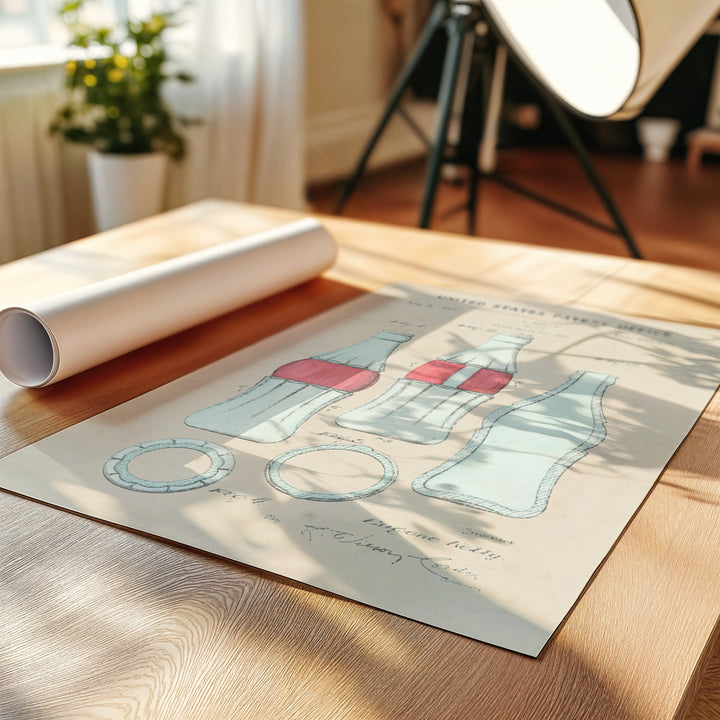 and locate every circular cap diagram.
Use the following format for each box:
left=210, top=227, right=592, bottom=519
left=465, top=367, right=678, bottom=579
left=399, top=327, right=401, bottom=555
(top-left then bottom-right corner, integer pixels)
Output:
left=265, top=443, right=397, bottom=501
left=104, top=438, right=235, bottom=493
